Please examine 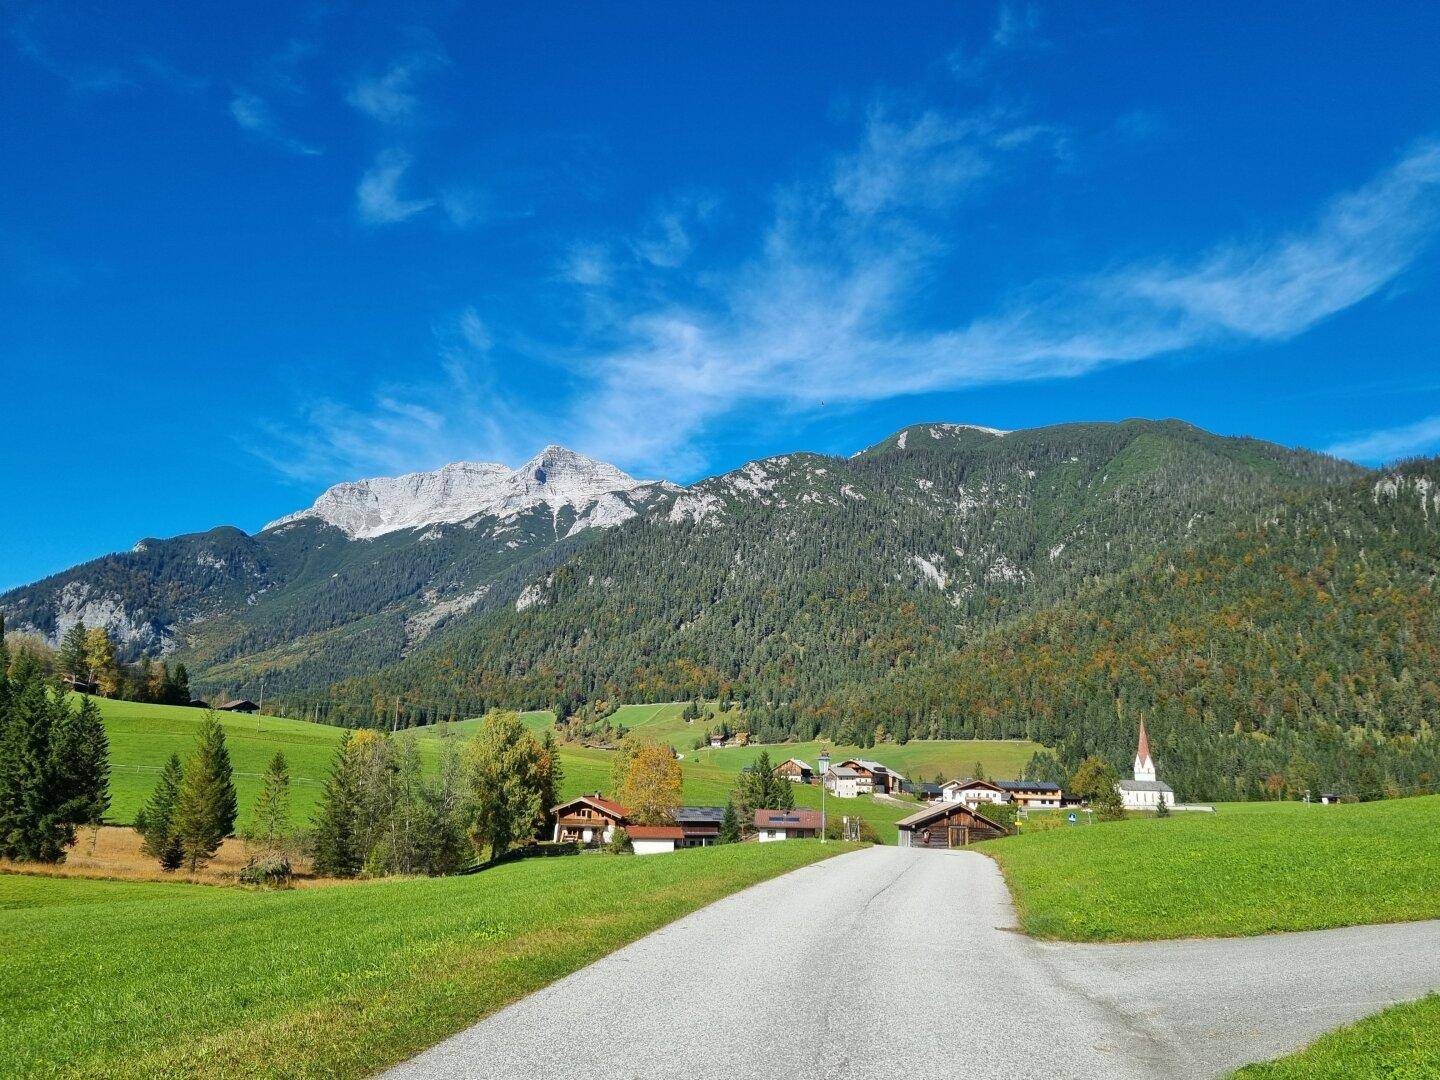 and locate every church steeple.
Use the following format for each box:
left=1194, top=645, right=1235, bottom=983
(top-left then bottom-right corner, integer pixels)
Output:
left=1134, top=720, right=1157, bottom=782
